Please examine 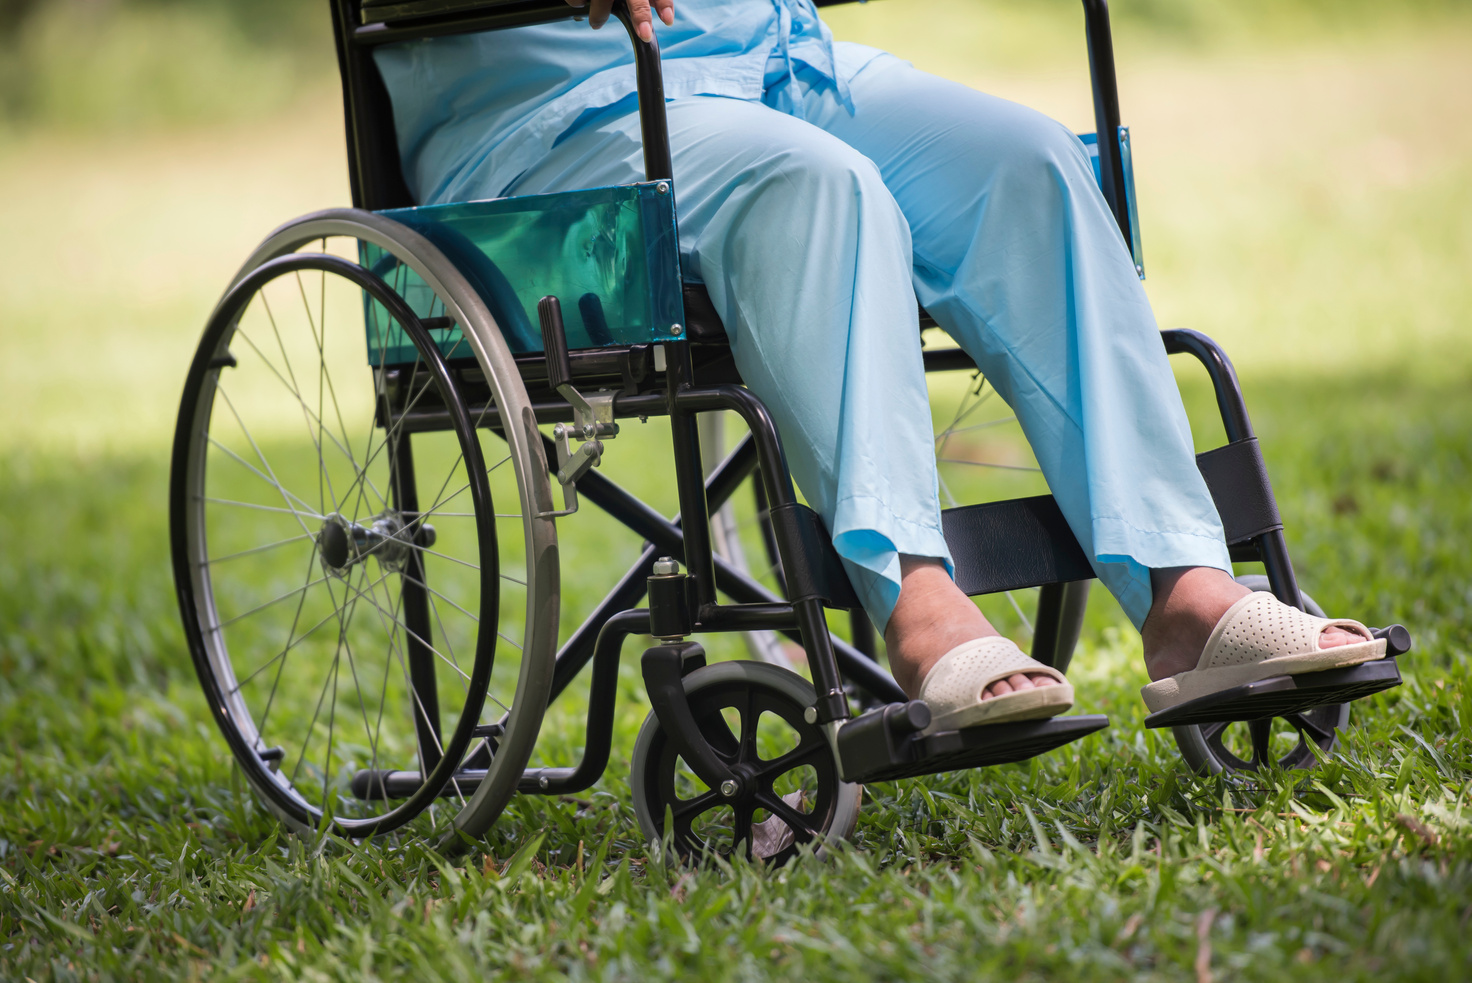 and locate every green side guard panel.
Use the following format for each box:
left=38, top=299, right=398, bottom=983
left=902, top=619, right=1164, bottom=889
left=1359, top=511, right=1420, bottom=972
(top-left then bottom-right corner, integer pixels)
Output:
left=363, top=182, right=685, bottom=365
